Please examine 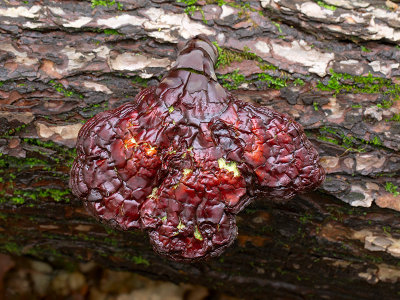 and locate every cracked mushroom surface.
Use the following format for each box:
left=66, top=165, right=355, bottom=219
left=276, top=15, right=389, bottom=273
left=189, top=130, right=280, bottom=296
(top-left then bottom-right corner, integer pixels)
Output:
left=70, top=35, right=325, bottom=262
